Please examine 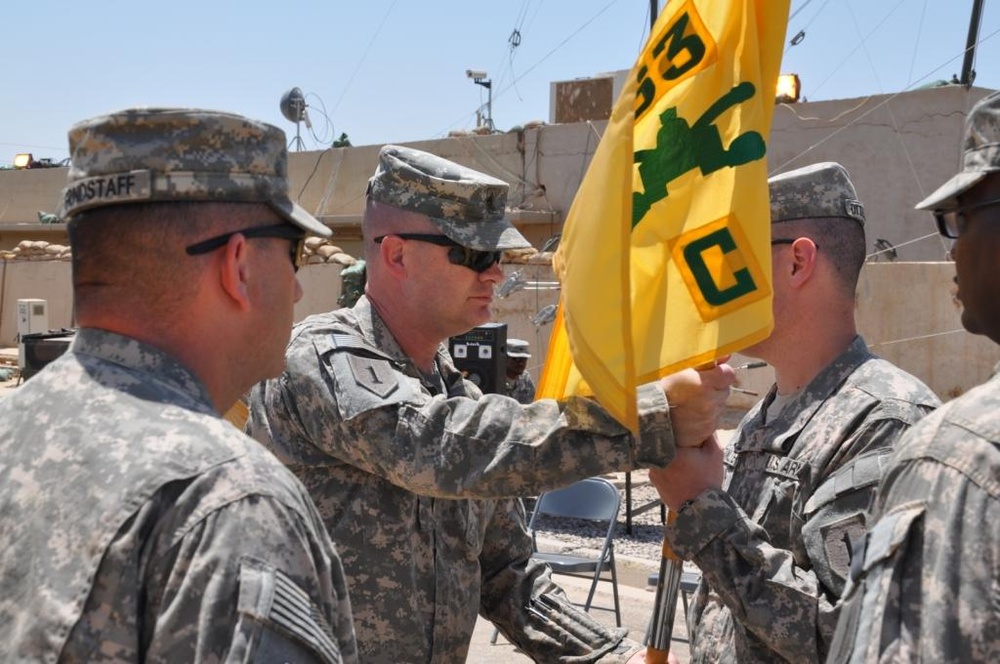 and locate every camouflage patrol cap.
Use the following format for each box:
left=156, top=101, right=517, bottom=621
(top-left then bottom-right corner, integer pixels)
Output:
left=506, top=338, right=531, bottom=358
left=916, top=90, right=1000, bottom=210
left=366, top=144, right=531, bottom=251
left=769, top=162, right=865, bottom=226
left=58, top=107, right=330, bottom=237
